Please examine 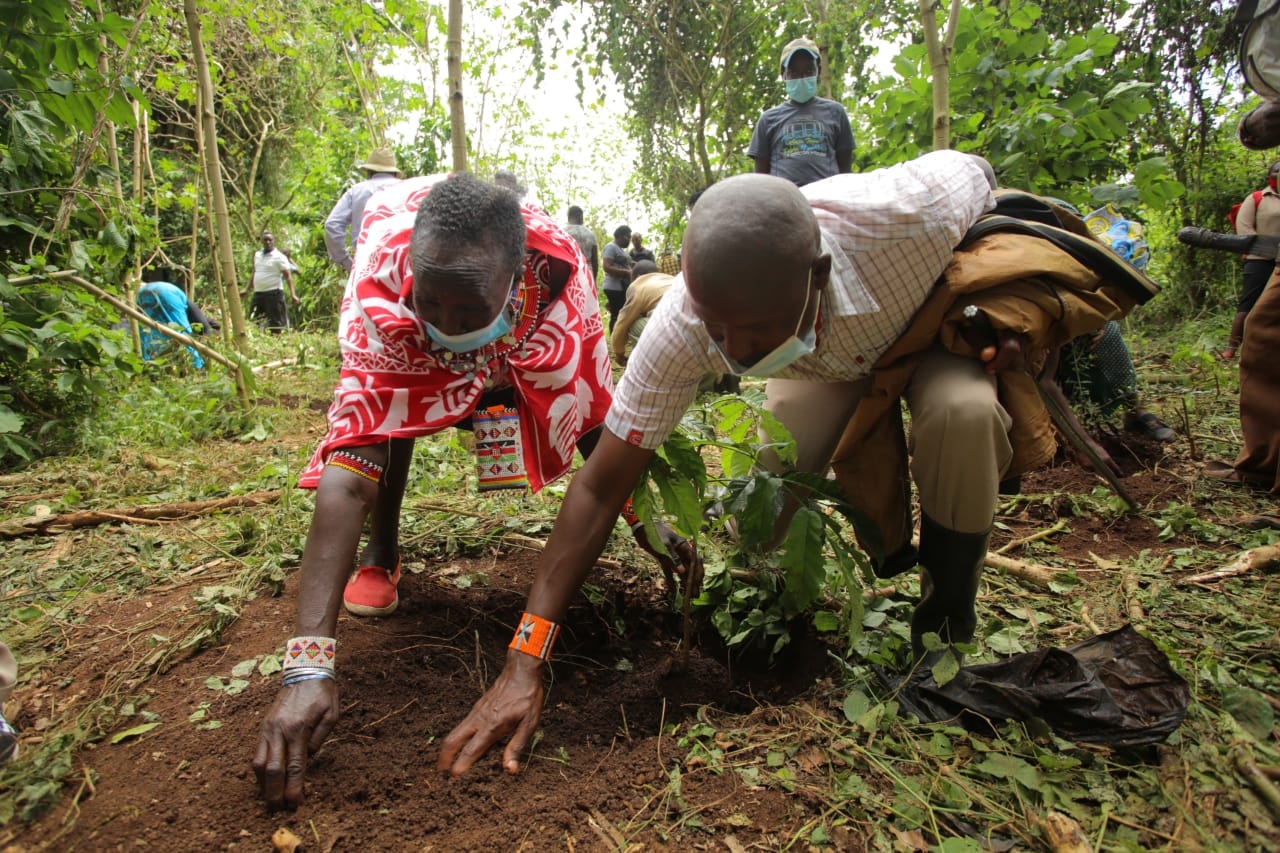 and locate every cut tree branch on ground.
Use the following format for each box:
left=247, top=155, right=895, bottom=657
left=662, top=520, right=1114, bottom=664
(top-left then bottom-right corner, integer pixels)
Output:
left=1236, top=751, right=1280, bottom=819
left=1121, top=570, right=1145, bottom=622
left=1034, top=810, right=1093, bottom=853
left=0, top=490, right=282, bottom=538
left=252, top=358, right=298, bottom=374
left=911, top=536, right=1058, bottom=589
left=501, top=532, right=629, bottom=572
left=995, top=519, right=1068, bottom=555
left=1178, top=545, right=1280, bottom=586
